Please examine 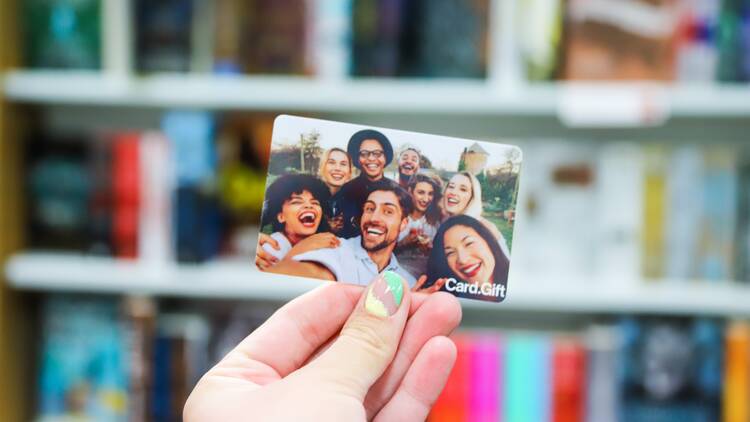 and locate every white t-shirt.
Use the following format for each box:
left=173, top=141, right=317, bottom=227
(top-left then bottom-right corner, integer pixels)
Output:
left=397, top=215, right=438, bottom=243
left=292, top=236, right=417, bottom=287
left=261, top=232, right=293, bottom=261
